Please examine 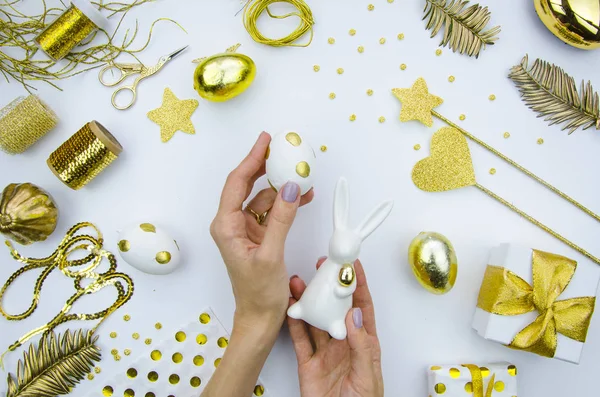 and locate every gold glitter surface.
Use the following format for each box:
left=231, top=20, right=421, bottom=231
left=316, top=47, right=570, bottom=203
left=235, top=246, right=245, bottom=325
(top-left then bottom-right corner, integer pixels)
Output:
left=436, top=49, right=442, bottom=56
left=329, top=92, right=336, bottom=99
left=313, top=65, right=320, bottom=72
left=537, top=138, right=544, bottom=144
left=47, top=121, right=122, bottom=190
left=489, top=94, right=496, bottom=100
left=504, top=132, right=511, bottom=138
left=489, top=168, right=496, bottom=175
left=400, top=64, right=407, bottom=70
left=357, top=46, right=364, bottom=53
left=337, top=68, right=344, bottom=74
left=0, top=95, right=58, bottom=154
left=35, top=4, right=99, bottom=61
left=367, top=89, right=373, bottom=96
left=379, top=37, right=386, bottom=44
left=448, top=75, right=455, bottom=82
left=397, top=33, right=404, bottom=40
left=349, top=114, right=357, bottom=121
left=414, top=144, right=421, bottom=151
left=392, top=78, right=443, bottom=127
left=349, top=29, right=356, bottom=36
left=412, top=127, right=476, bottom=192
left=147, top=88, right=199, bottom=143
left=368, top=4, right=374, bottom=10
left=328, top=37, right=335, bottom=44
